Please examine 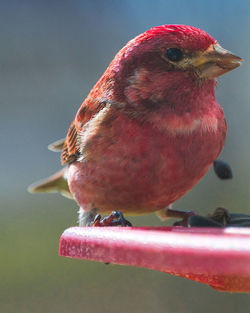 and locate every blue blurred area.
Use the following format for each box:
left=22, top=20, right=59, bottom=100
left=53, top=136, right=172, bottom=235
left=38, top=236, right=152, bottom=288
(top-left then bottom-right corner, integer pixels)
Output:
left=1, top=1, right=250, bottom=312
